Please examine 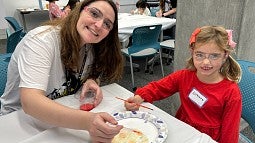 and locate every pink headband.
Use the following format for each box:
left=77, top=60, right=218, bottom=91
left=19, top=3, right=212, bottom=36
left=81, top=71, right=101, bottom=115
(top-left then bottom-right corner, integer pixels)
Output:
left=189, top=28, right=237, bottom=49
left=226, top=30, right=236, bottom=48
